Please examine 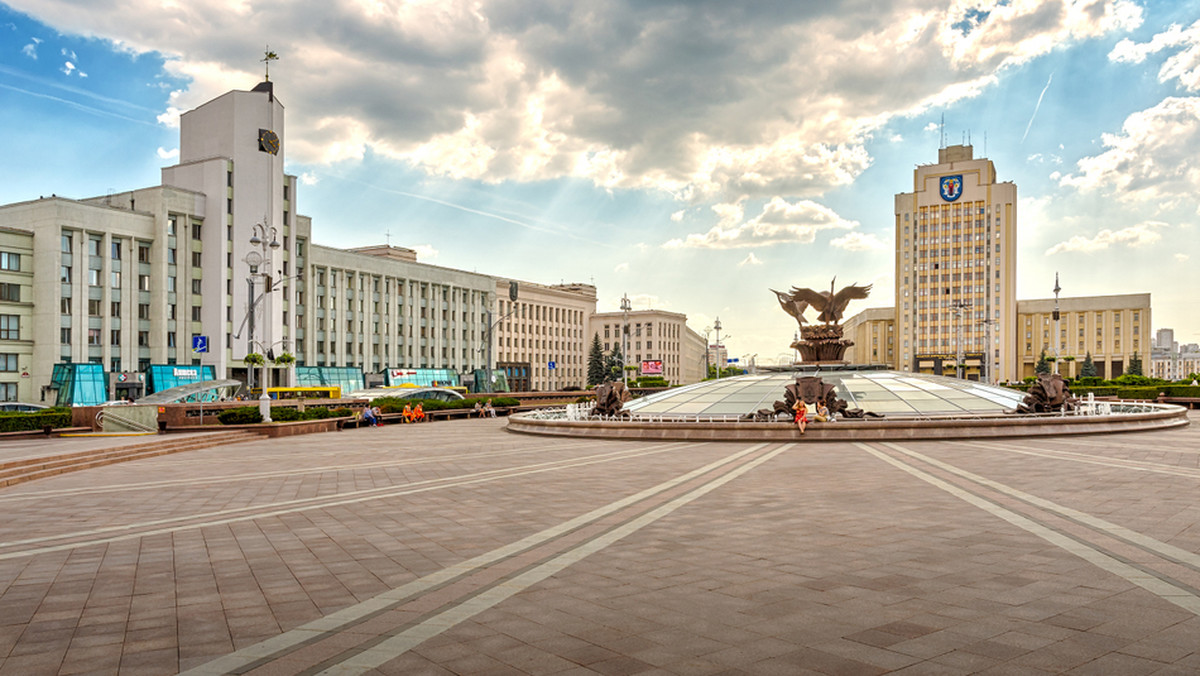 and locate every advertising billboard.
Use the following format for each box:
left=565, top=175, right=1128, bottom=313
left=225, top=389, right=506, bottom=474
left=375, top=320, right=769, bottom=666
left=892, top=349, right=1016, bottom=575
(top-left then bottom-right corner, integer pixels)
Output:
left=641, top=360, right=663, bottom=375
